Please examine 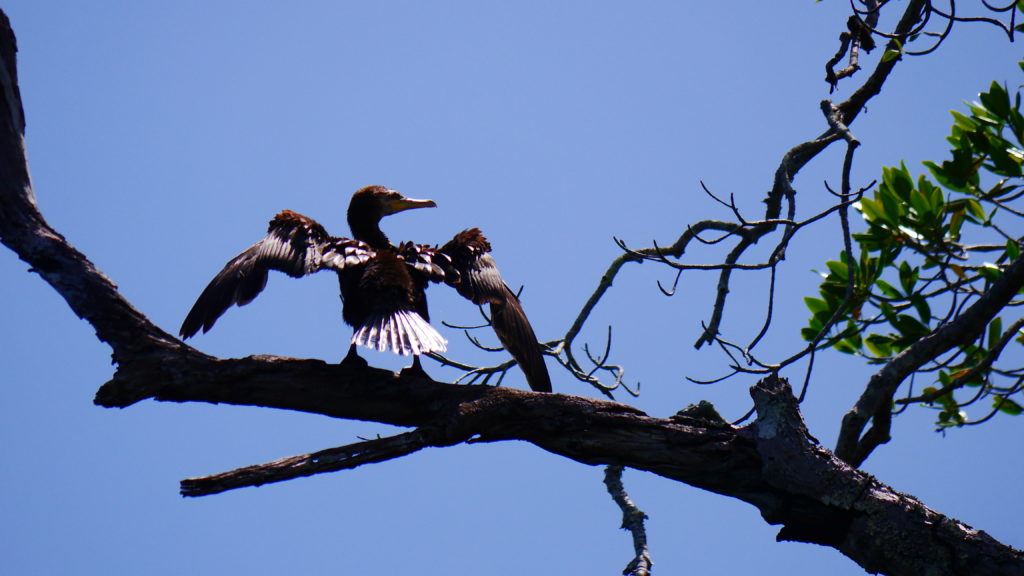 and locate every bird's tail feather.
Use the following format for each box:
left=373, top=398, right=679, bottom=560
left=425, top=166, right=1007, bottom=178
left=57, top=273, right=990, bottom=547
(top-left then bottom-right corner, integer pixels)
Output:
left=352, top=310, right=448, bottom=356
left=491, top=293, right=552, bottom=393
